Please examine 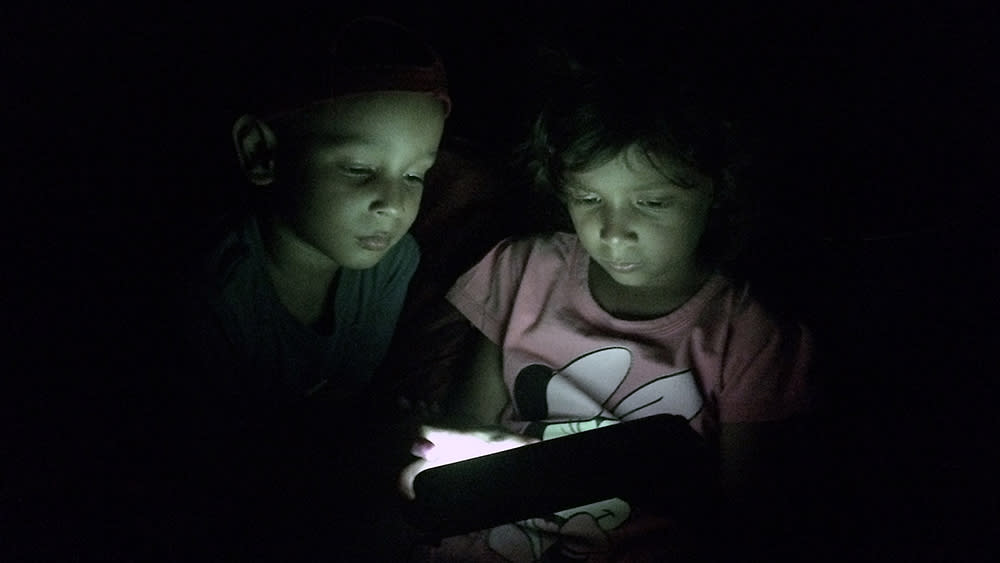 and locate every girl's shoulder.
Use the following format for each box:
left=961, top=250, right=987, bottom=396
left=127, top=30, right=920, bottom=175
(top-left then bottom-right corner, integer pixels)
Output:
left=696, top=274, right=813, bottom=361
left=492, top=231, right=581, bottom=265
left=697, top=274, right=776, bottom=325
left=456, top=232, right=582, bottom=294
